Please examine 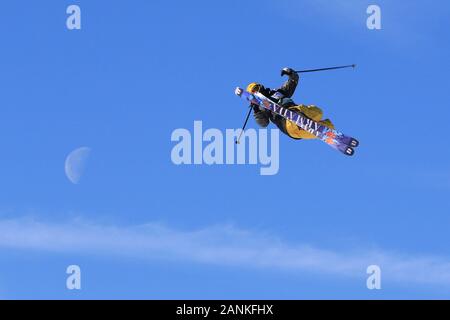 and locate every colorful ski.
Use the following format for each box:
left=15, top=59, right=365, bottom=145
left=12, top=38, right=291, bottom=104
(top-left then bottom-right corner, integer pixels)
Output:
left=236, top=88, right=358, bottom=156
